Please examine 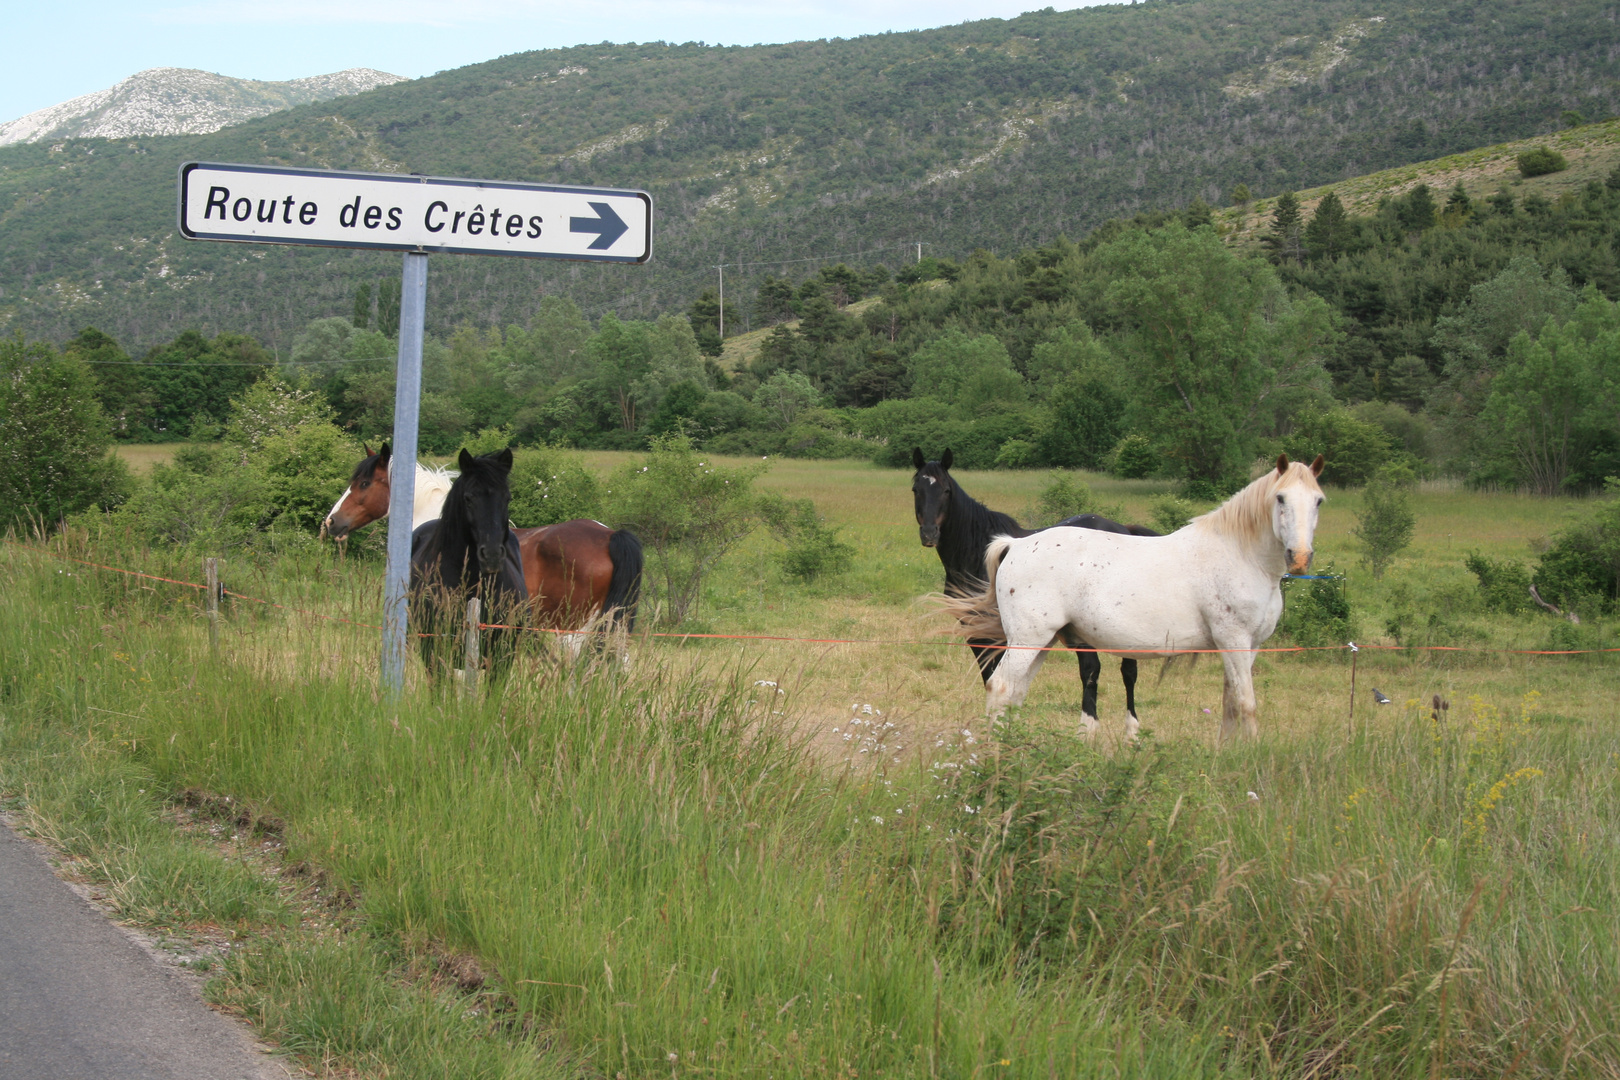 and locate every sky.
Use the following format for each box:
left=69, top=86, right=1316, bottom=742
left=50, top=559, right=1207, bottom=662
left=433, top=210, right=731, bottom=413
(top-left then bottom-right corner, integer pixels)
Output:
left=2, top=1, right=1093, bottom=124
